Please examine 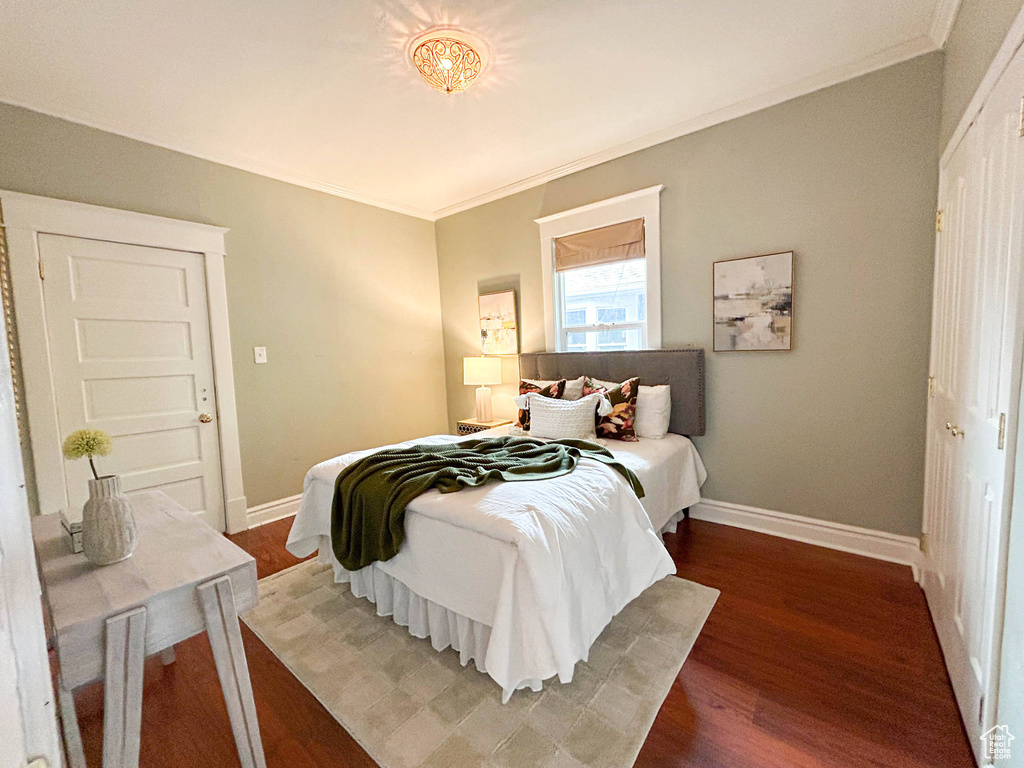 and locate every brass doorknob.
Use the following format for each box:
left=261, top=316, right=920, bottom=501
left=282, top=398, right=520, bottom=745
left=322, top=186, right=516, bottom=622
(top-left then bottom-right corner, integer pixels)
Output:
left=199, top=413, right=213, bottom=423
left=945, top=422, right=953, bottom=430
left=951, top=426, right=964, bottom=438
